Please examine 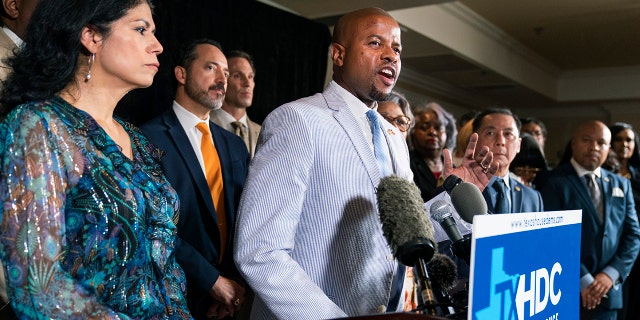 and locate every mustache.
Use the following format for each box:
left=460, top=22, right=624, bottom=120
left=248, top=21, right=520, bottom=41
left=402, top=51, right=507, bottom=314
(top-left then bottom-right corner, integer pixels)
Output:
left=209, top=83, right=226, bottom=94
